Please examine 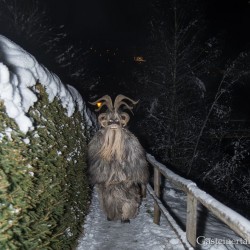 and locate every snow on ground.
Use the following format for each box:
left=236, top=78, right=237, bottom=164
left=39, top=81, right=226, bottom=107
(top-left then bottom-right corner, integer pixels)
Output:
left=77, top=182, right=250, bottom=250
left=77, top=187, right=185, bottom=250
left=0, top=35, right=91, bottom=133
left=163, top=181, right=250, bottom=250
